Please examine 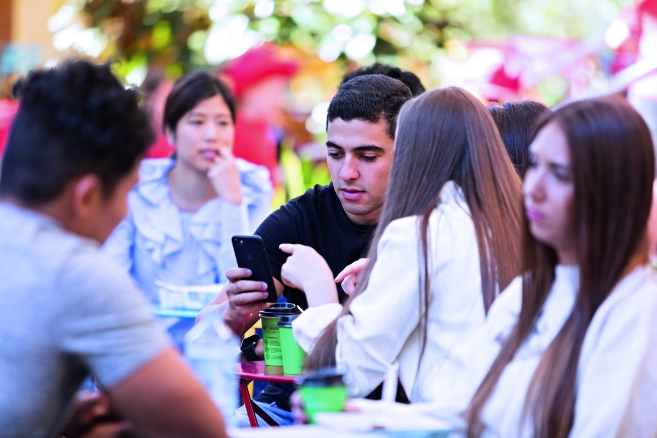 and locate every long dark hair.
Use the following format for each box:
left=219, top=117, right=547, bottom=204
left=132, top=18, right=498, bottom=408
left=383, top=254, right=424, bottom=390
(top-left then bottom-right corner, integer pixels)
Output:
left=466, top=96, right=655, bottom=437
left=488, top=101, right=551, bottom=176
left=305, top=87, right=523, bottom=385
